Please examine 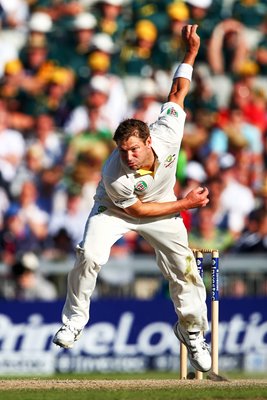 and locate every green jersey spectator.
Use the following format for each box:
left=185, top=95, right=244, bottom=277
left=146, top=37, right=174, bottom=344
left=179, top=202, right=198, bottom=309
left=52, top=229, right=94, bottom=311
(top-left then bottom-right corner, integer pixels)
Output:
left=131, top=0, right=172, bottom=33
left=156, top=2, right=189, bottom=72
left=232, top=0, right=267, bottom=28
left=94, top=0, right=129, bottom=43
left=51, top=12, right=97, bottom=82
left=119, top=19, right=167, bottom=76
left=189, top=206, right=234, bottom=253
